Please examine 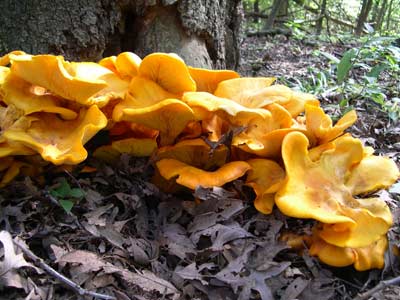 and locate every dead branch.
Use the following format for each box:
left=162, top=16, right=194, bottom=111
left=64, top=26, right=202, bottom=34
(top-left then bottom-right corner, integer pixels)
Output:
left=353, top=276, right=400, bottom=300
left=12, top=238, right=116, bottom=300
